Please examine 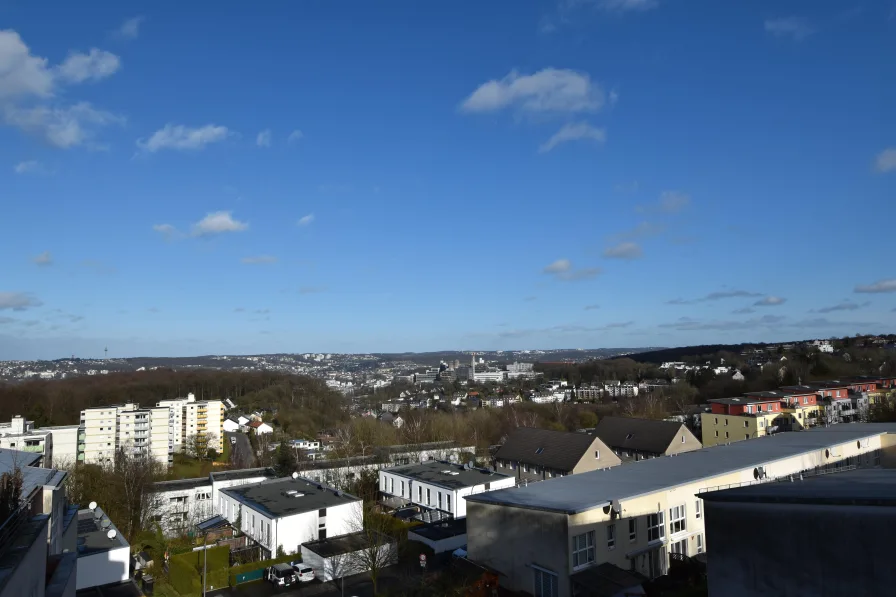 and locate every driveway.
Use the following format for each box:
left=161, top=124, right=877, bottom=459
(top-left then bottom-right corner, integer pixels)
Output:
left=225, top=431, right=256, bottom=468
